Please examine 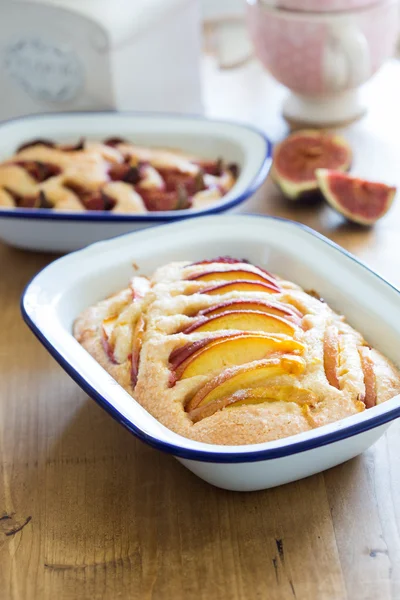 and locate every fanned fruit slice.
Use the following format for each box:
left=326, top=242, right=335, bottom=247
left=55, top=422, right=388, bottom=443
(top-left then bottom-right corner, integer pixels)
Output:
left=102, top=316, right=117, bottom=362
left=323, top=325, right=340, bottom=389
left=189, top=385, right=317, bottom=423
left=173, top=334, right=304, bottom=381
left=130, top=276, right=151, bottom=300
left=131, top=315, right=146, bottom=387
left=200, top=280, right=281, bottom=295
left=182, top=310, right=297, bottom=335
left=189, top=257, right=275, bottom=280
left=186, top=355, right=305, bottom=412
left=358, top=346, right=377, bottom=408
left=316, top=169, right=396, bottom=225
left=197, top=299, right=302, bottom=323
left=188, top=267, right=277, bottom=287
